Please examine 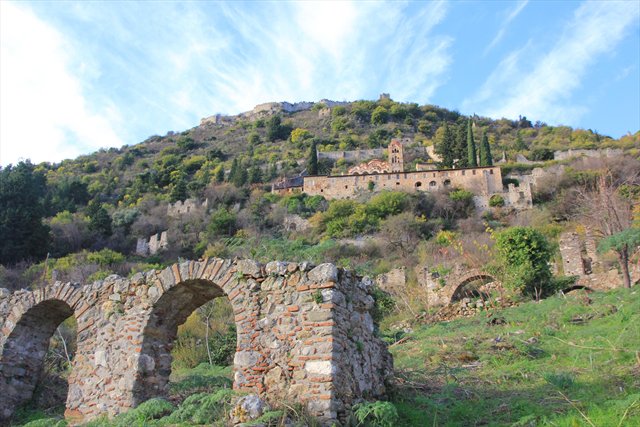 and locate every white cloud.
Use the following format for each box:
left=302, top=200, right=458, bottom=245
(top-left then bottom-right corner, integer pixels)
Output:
left=484, top=0, right=528, bottom=55
left=0, top=1, right=124, bottom=166
left=464, top=1, right=640, bottom=126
